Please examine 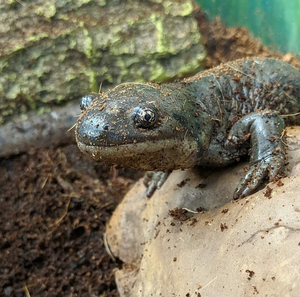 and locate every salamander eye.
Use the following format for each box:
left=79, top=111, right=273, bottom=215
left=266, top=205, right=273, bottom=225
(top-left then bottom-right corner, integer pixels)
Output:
left=132, top=106, right=158, bottom=128
left=80, top=93, right=99, bottom=111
